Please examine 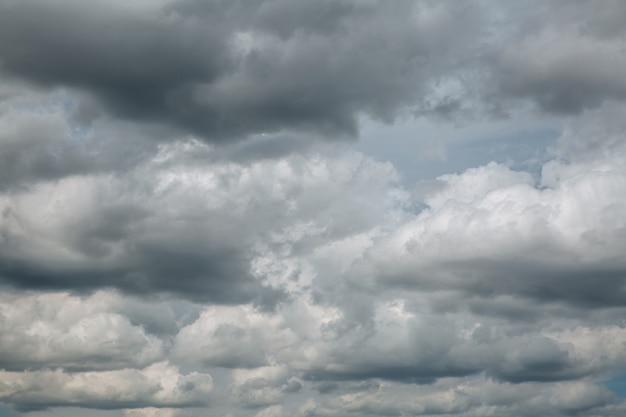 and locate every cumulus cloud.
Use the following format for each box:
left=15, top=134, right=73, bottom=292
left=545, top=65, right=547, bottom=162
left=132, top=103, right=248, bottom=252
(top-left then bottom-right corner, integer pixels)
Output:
left=1, top=1, right=626, bottom=417
left=0, top=362, right=212, bottom=412
left=174, top=305, right=298, bottom=369
left=0, top=290, right=164, bottom=371
left=0, top=0, right=484, bottom=141
left=0, top=141, right=403, bottom=303
left=230, top=366, right=302, bottom=409
left=361, top=153, right=626, bottom=308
